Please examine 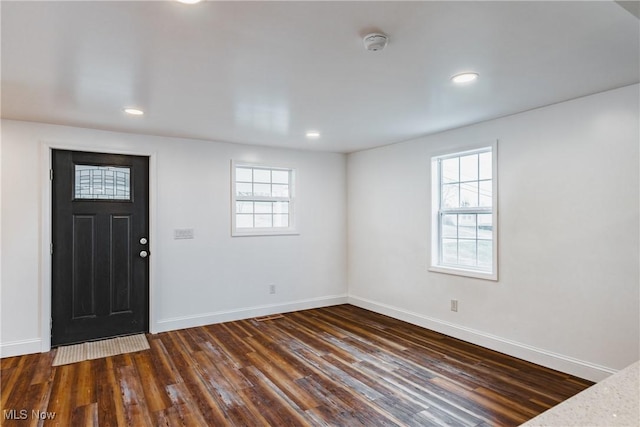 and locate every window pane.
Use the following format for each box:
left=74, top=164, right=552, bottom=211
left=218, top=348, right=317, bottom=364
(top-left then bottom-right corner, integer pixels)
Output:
left=273, top=202, right=289, bottom=214
left=460, top=154, right=478, bottom=182
left=479, top=152, right=492, bottom=180
left=458, top=214, right=476, bottom=238
left=458, top=240, right=477, bottom=266
left=479, top=180, right=492, bottom=207
left=442, top=214, right=457, bottom=238
left=254, top=202, right=272, bottom=213
left=254, top=169, right=271, bottom=183
left=236, top=182, right=252, bottom=196
left=75, top=165, right=130, bottom=200
left=272, top=184, right=289, bottom=198
left=232, top=164, right=295, bottom=235
left=432, top=147, right=496, bottom=276
left=236, top=201, right=253, bottom=214
left=460, top=181, right=479, bottom=207
left=255, top=214, right=272, bottom=228
left=272, top=170, right=289, bottom=184
left=236, top=214, right=253, bottom=228
left=478, top=214, right=493, bottom=240
left=442, top=184, right=459, bottom=208
left=442, top=239, right=458, bottom=264
left=478, top=240, right=493, bottom=268
left=442, top=158, right=459, bottom=183
left=236, top=167, right=253, bottom=182
left=273, top=214, right=289, bottom=227
left=253, top=183, right=271, bottom=197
